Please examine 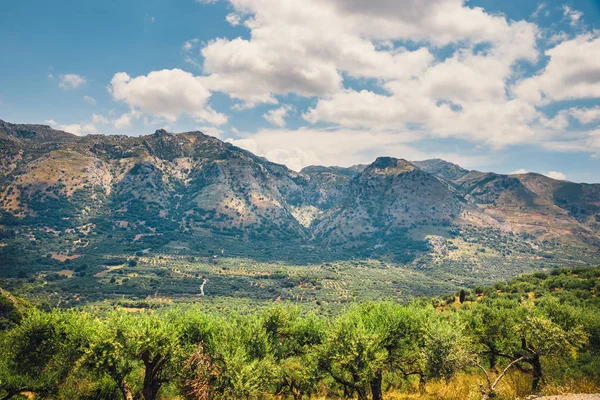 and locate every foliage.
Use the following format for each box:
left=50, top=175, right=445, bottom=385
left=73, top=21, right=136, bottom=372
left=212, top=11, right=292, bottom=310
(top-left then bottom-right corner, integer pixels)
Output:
left=0, top=266, right=599, bottom=399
